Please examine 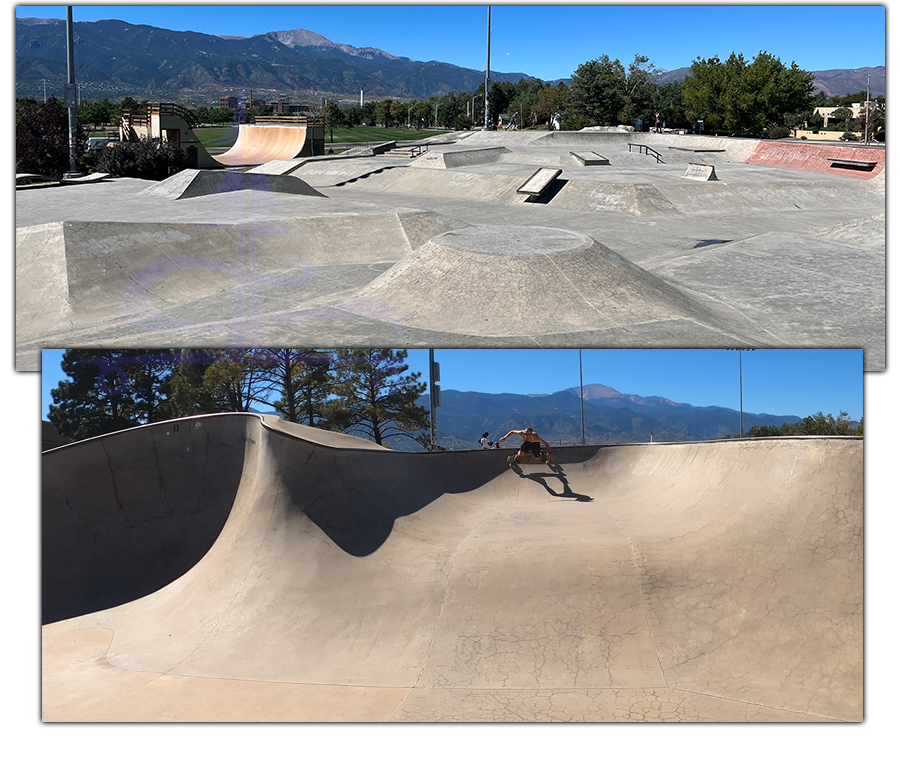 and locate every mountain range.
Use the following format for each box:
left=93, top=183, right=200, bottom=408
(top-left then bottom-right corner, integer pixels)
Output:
left=413, top=384, right=804, bottom=451
left=16, top=17, right=885, bottom=104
